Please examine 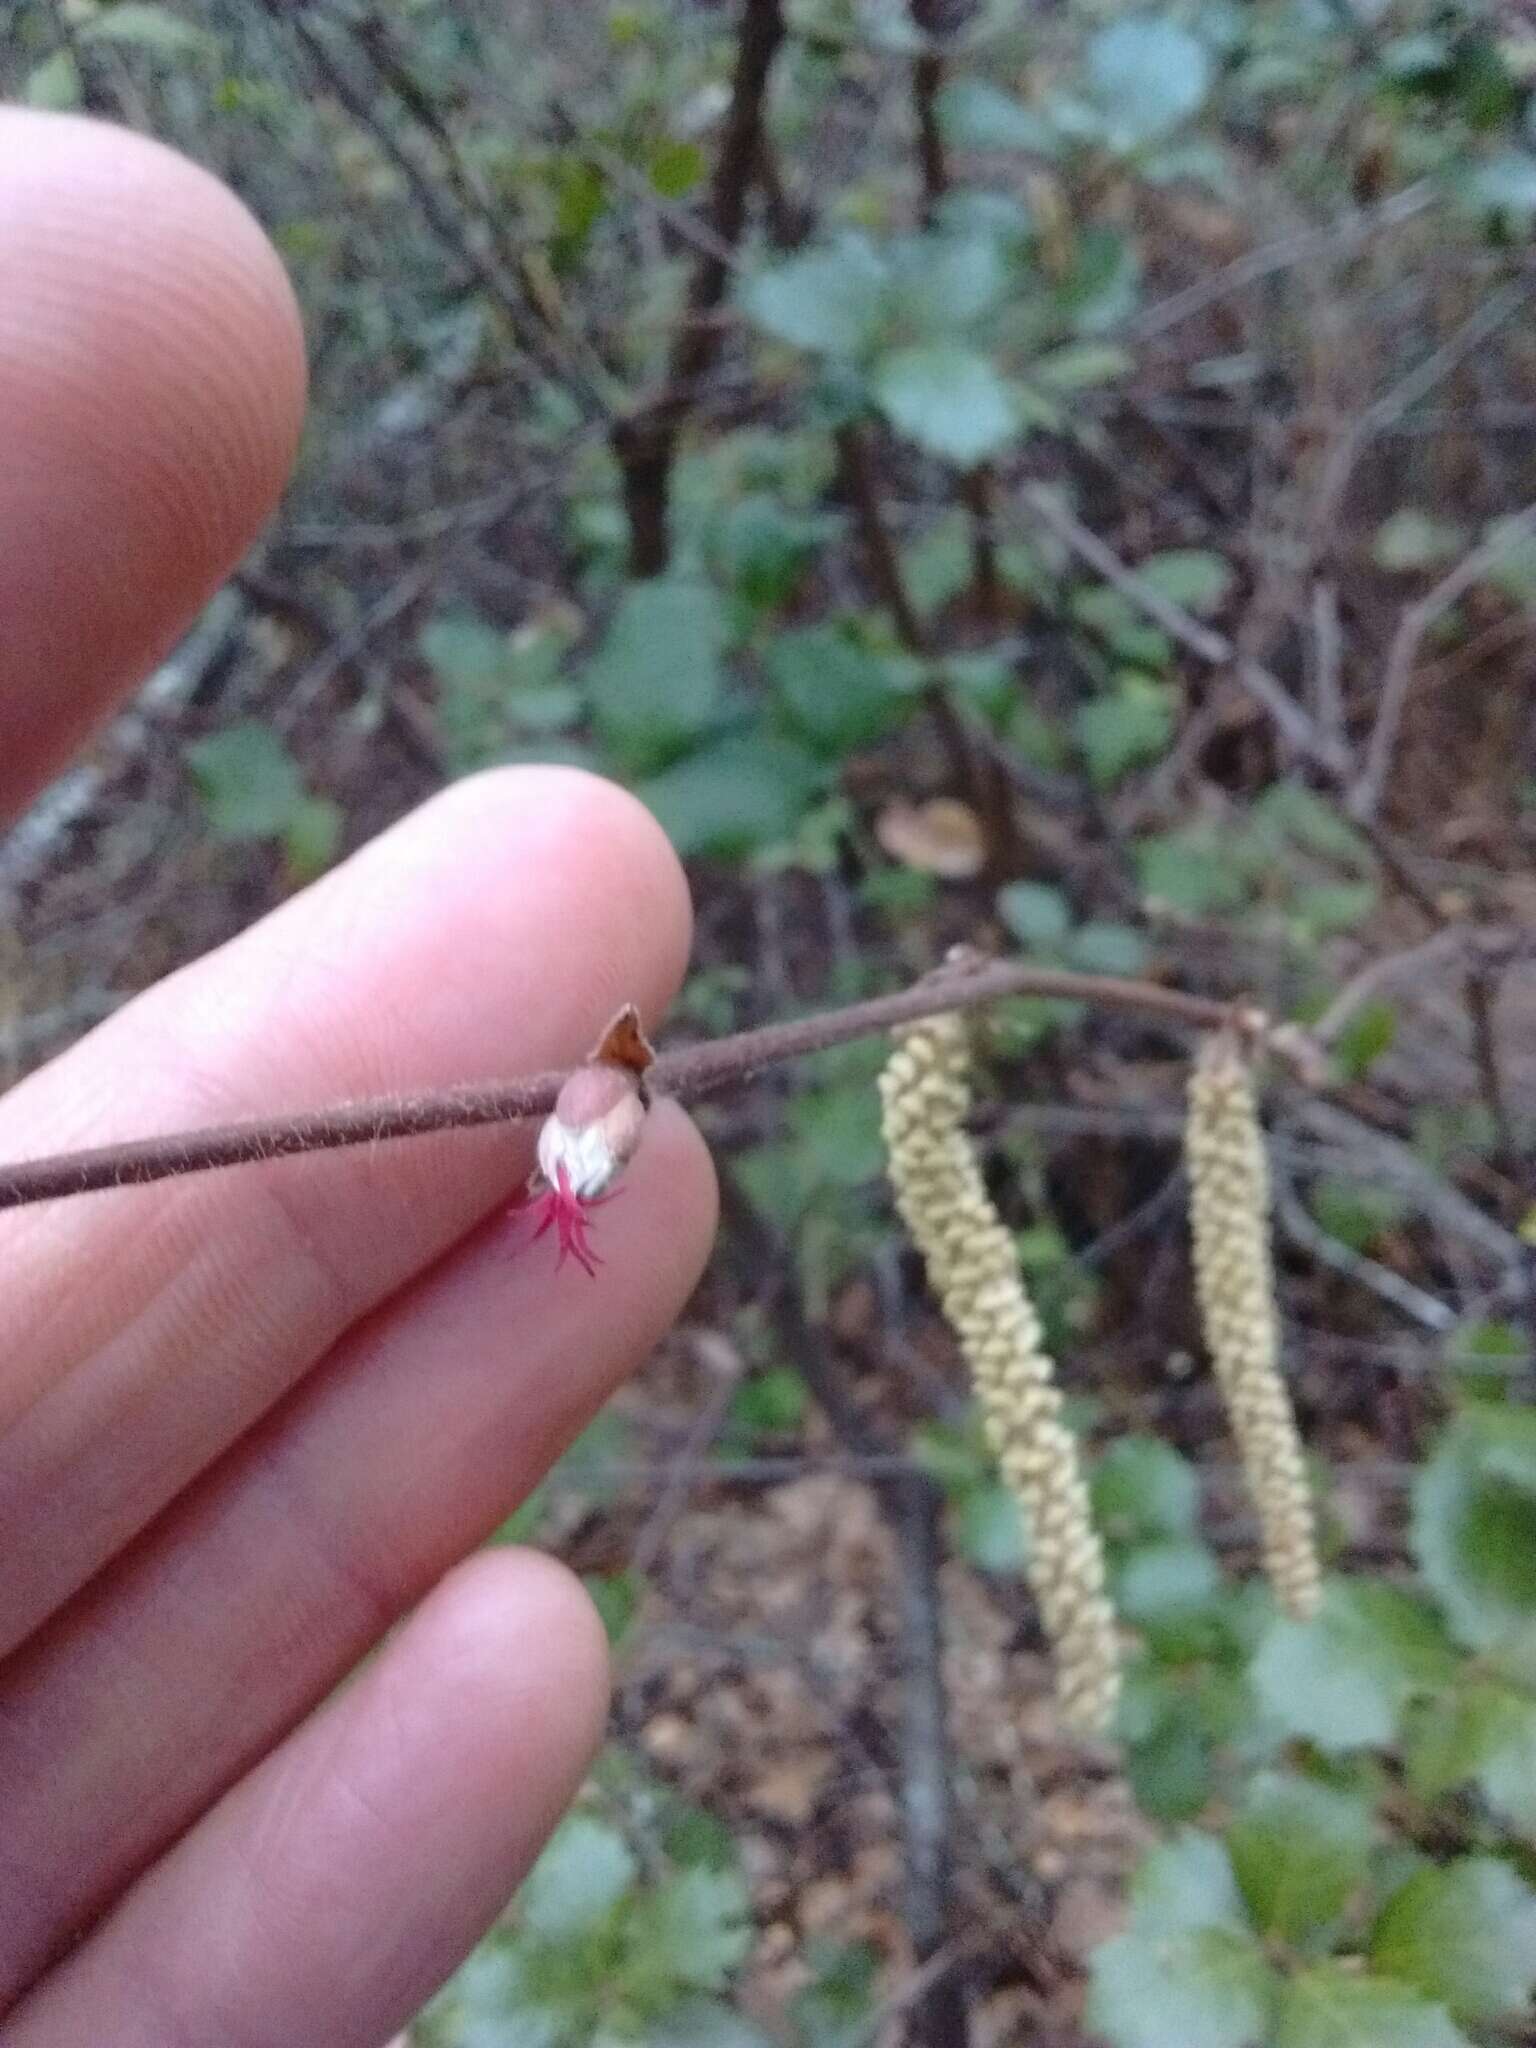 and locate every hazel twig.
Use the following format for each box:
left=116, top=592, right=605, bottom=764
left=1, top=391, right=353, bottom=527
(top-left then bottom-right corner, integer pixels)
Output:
left=0, top=959, right=1314, bottom=1213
